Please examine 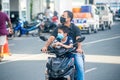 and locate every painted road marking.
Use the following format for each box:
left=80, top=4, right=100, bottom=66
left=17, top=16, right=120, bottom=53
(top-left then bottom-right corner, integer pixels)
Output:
left=1, top=53, right=120, bottom=65
left=83, top=35, right=120, bottom=45
left=0, top=54, right=50, bottom=64
left=86, top=55, right=120, bottom=64
left=1, top=36, right=120, bottom=65
left=85, top=68, right=97, bottom=73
